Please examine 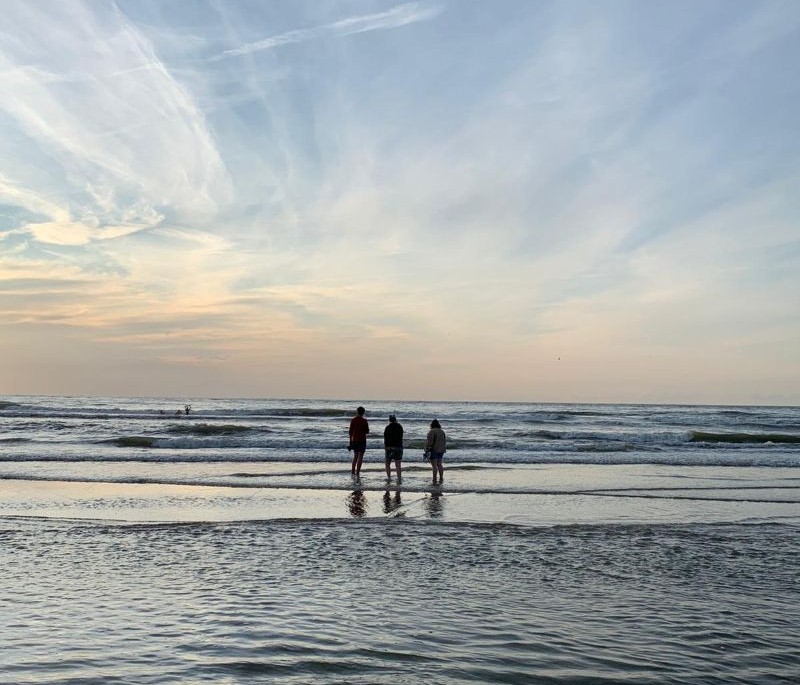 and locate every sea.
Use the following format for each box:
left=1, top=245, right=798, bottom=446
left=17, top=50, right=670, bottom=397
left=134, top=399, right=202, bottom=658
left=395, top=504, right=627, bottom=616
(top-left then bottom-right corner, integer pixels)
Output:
left=1, top=395, right=799, bottom=684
